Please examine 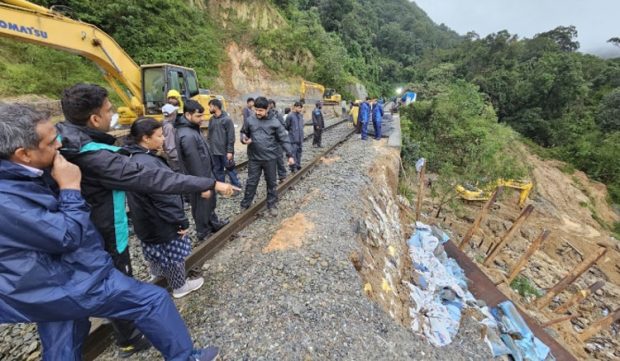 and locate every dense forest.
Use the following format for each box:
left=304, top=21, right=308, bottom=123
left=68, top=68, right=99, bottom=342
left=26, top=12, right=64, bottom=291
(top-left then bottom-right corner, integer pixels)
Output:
left=405, top=26, right=620, bottom=207
left=0, top=0, right=618, bottom=214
